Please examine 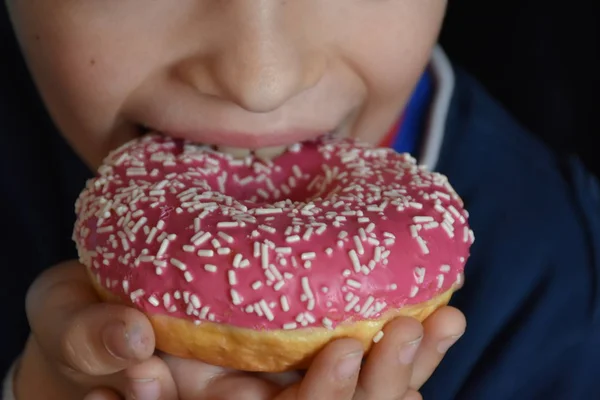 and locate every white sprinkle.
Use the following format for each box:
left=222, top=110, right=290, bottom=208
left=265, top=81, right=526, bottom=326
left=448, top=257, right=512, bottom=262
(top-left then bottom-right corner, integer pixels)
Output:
left=414, top=267, right=426, bottom=284
left=218, top=231, right=234, bottom=243
left=348, top=249, right=361, bottom=272
left=440, top=264, right=451, bottom=273
left=441, top=221, right=454, bottom=238
left=261, top=243, right=269, bottom=269
left=192, top=232, right=211, bottom=246
left=373, top=330, right=385, bottom=343
left=145, top=227, right=158, bottom=244
left=437, top=274, right=445, bottom=289
left=228, top=270, right=238, bottom=285
left=302, top=227, right=314, bottom=241
left=217, top=247, right=231, bottom=255
left=197, top=249, right=214, bottom=257
left=274, top=281, right=285, bottom=291
left=252, top=281, right=263, bottom=290
left=97, top=226, right=114, bottom=234
left=409, top=286, right=419, bottom=297
left=259, top=299, right=274, bottom=321
left=183, top=245, right=195, bottom=252
left=325, top=248, right=333, bottom=256
left=424, top=221, right=440, bottom=230
left=217, top=221, right=239, bottom=228
left=283, top=322, right=297, bottom=330
left=204, top=264, right=217, bottom=273
left=301, top=277, right=314, bottom=299
left=353, top=236, right=364, bottom=255
left=230, top=289, right=242, bottom=305
left=301, top=252, right=316, bottom=261
left=259, top=224, right=276, bottom=234
left=374, top=247, right=382, bottom=262
left=148, top=296, right=160, bottom=307
left=286, top=235, right=301, bottom=243
left=344, top=296, right=360, bottom=312
left=255, top=208, right=283, bottom=215
left=275, top=247, right=292, bottom=254
left=183, top=271, right=194, bottom=282
left=233, top=253, right=243, bottom=268
left=191, top=294, right=201, bottom=308
left=346, top=279, right=362, bottom=289
left=170, top=258, right=186, bottom=270
left=410, top=225, right=419, bottom=238
left=416, top=236, right=429, bottom=254
left=322, top=317, right=334, bottom=330
left=280, top=295, right=290, bottom=312
left=413, top=216, right=434, bottom=223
